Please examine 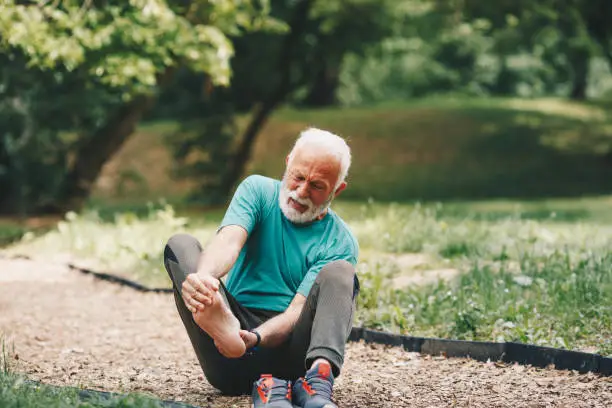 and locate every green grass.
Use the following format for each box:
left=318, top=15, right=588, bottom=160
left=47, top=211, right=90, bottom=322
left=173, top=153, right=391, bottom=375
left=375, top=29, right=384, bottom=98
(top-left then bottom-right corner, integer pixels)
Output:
left=3, top=97, right=612, bottom=402
left=5, top=198, right=611, bottom=355
left=0, top=224, right=27, bottom=247
left=0, top=339, right=172, bottom=408
left=3, top=204, right=218, bottom=287
left=0, top=374, right=171, bottom=408
left=91, top=96, right=612, bottom=204
left=357, top=250, right=612, bottom=355
left=246, top=96, right=612, bottom=202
